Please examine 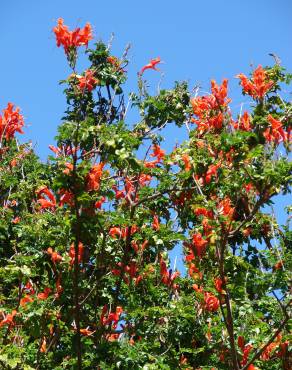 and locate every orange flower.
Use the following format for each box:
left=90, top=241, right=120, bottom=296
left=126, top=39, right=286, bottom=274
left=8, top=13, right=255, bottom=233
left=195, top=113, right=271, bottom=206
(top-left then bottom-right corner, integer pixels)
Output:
left=241, top=343, right=253, bottom=366
left=204, top=292, right=219, bottom=312
left=94, top=196, right=106, bottom=209
left=139, top=57, right=161, bottom=75
left=12, top=217, right=21, bottom=224
left=86, top=162, right=104, bottom=191
left=55, top=275, right=63, bottom=298
left=0, top=310, right=17, bottom=328
left=188, top=263, right=202, bottom=280
left=214, top=277, right=226, bottom=294
left=53, top=18, right=93, bottom=54
left=152, top=214, right=160, bottom=230
left=36, top=186, right=56, bottom=210
left=194, top=208, right=213, bottom=219
left=205, top=162, right=221, bottom=184
left=76, top=69, right=98, bottom=92
left=37, top=287, right=52, bottom=300
left=182, top=153, right=191, bottom=171
left=0, top=103, right=24, bottom=140
left=69, top=242, right=84, bottom=265
left=80, top=328, right=95, bottom=336
left=211, top=79, right=231, bottom=106
left=150, top=144, right=165, bottom=162
left=192, top=232, right=208, bottom=257
left=20, top=294, right=34, bottom=307
left=233, top=111, right=251, bottom=131
left=40, top=337, right=47, bottom=353
left=100, top=305, right=123, bottom=329
left=47, top=247, right=62, bottom=264
left=236, top=65, right=273, bottom=99
left=192, top=284, right=203, bottom=293
left=59, top=189, right=74, bottom=207
left=263, top=114, right=288, bottom=144
left=273, top=260, right=284, bottom=271
left=217, top=197, right=234, bottom=219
